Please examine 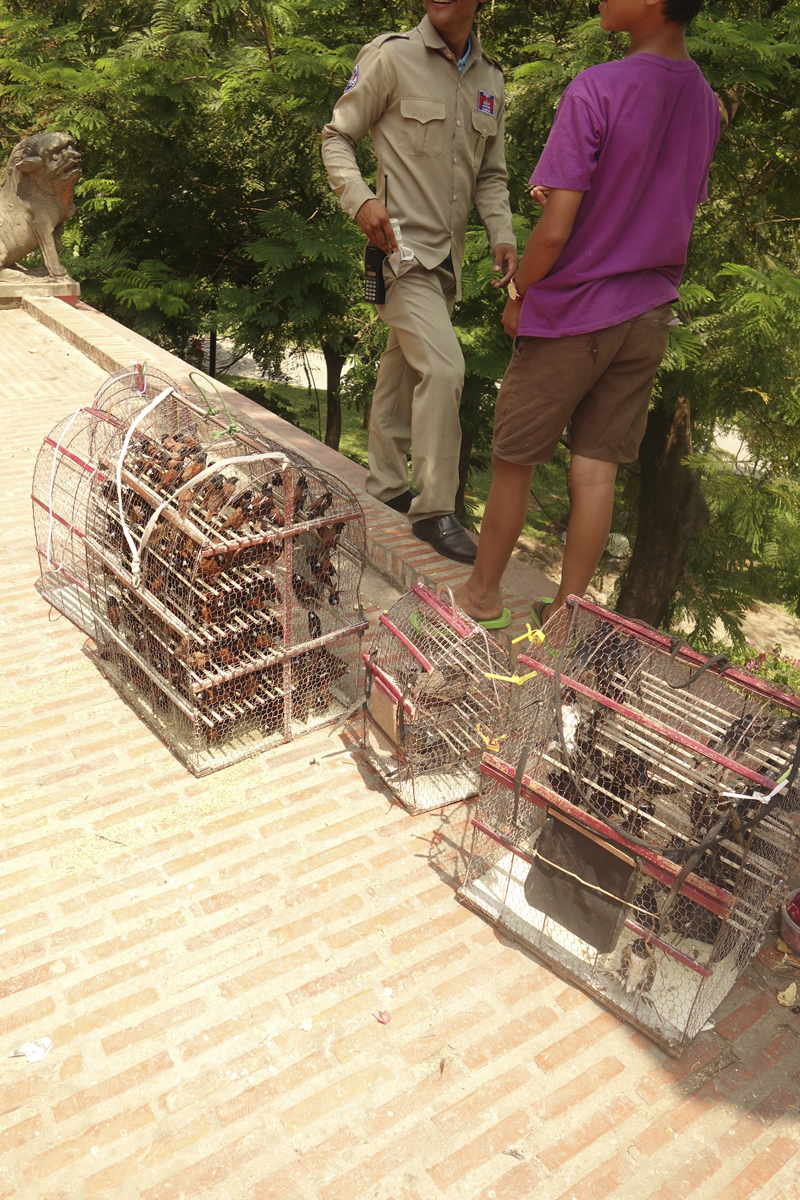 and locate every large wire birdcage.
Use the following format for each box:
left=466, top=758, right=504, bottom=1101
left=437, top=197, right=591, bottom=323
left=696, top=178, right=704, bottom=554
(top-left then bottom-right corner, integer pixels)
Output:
left=460, top=596, right=800, bottom=1055
left=32, top=367, right=368, bottom=775
left=361, top=584, right=511, bottom=812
